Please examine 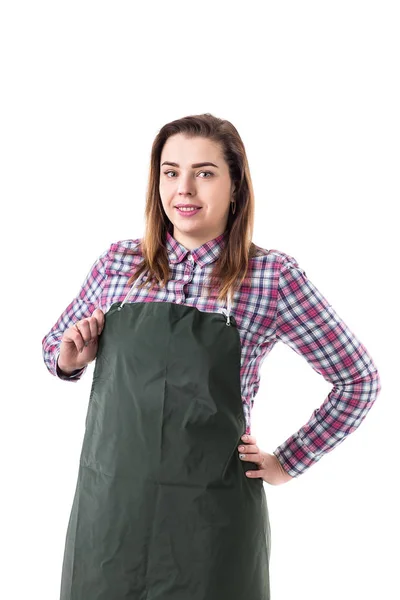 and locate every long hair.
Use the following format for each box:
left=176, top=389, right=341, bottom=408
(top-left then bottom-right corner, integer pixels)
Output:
left=127, top=113, right=260, bottom=304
